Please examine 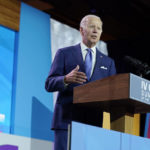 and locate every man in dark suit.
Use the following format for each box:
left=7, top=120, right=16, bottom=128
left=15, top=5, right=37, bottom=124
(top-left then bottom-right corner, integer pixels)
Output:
left=45, top=14, right=116, bottom=150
